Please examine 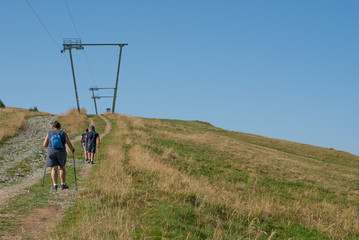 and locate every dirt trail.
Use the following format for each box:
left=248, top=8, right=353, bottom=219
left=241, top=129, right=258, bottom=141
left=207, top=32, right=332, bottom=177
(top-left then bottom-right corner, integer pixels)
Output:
left=0, top=114, right=112, bottom=239
left=19, top=205, right=63, bottom=239
left=99, top=114, right=112, bottom=138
